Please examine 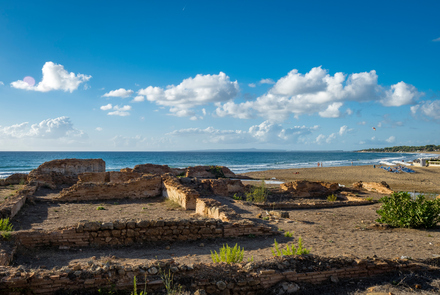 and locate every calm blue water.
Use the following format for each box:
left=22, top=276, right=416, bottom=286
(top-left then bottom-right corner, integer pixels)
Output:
left=0, top=151, right=431, bottom=179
